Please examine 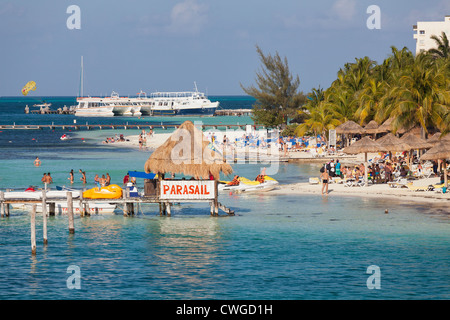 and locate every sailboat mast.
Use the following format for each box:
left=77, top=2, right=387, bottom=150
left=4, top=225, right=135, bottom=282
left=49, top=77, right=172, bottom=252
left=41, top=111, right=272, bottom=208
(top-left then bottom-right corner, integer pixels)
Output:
left=80, top=56, right=84, bottom=98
